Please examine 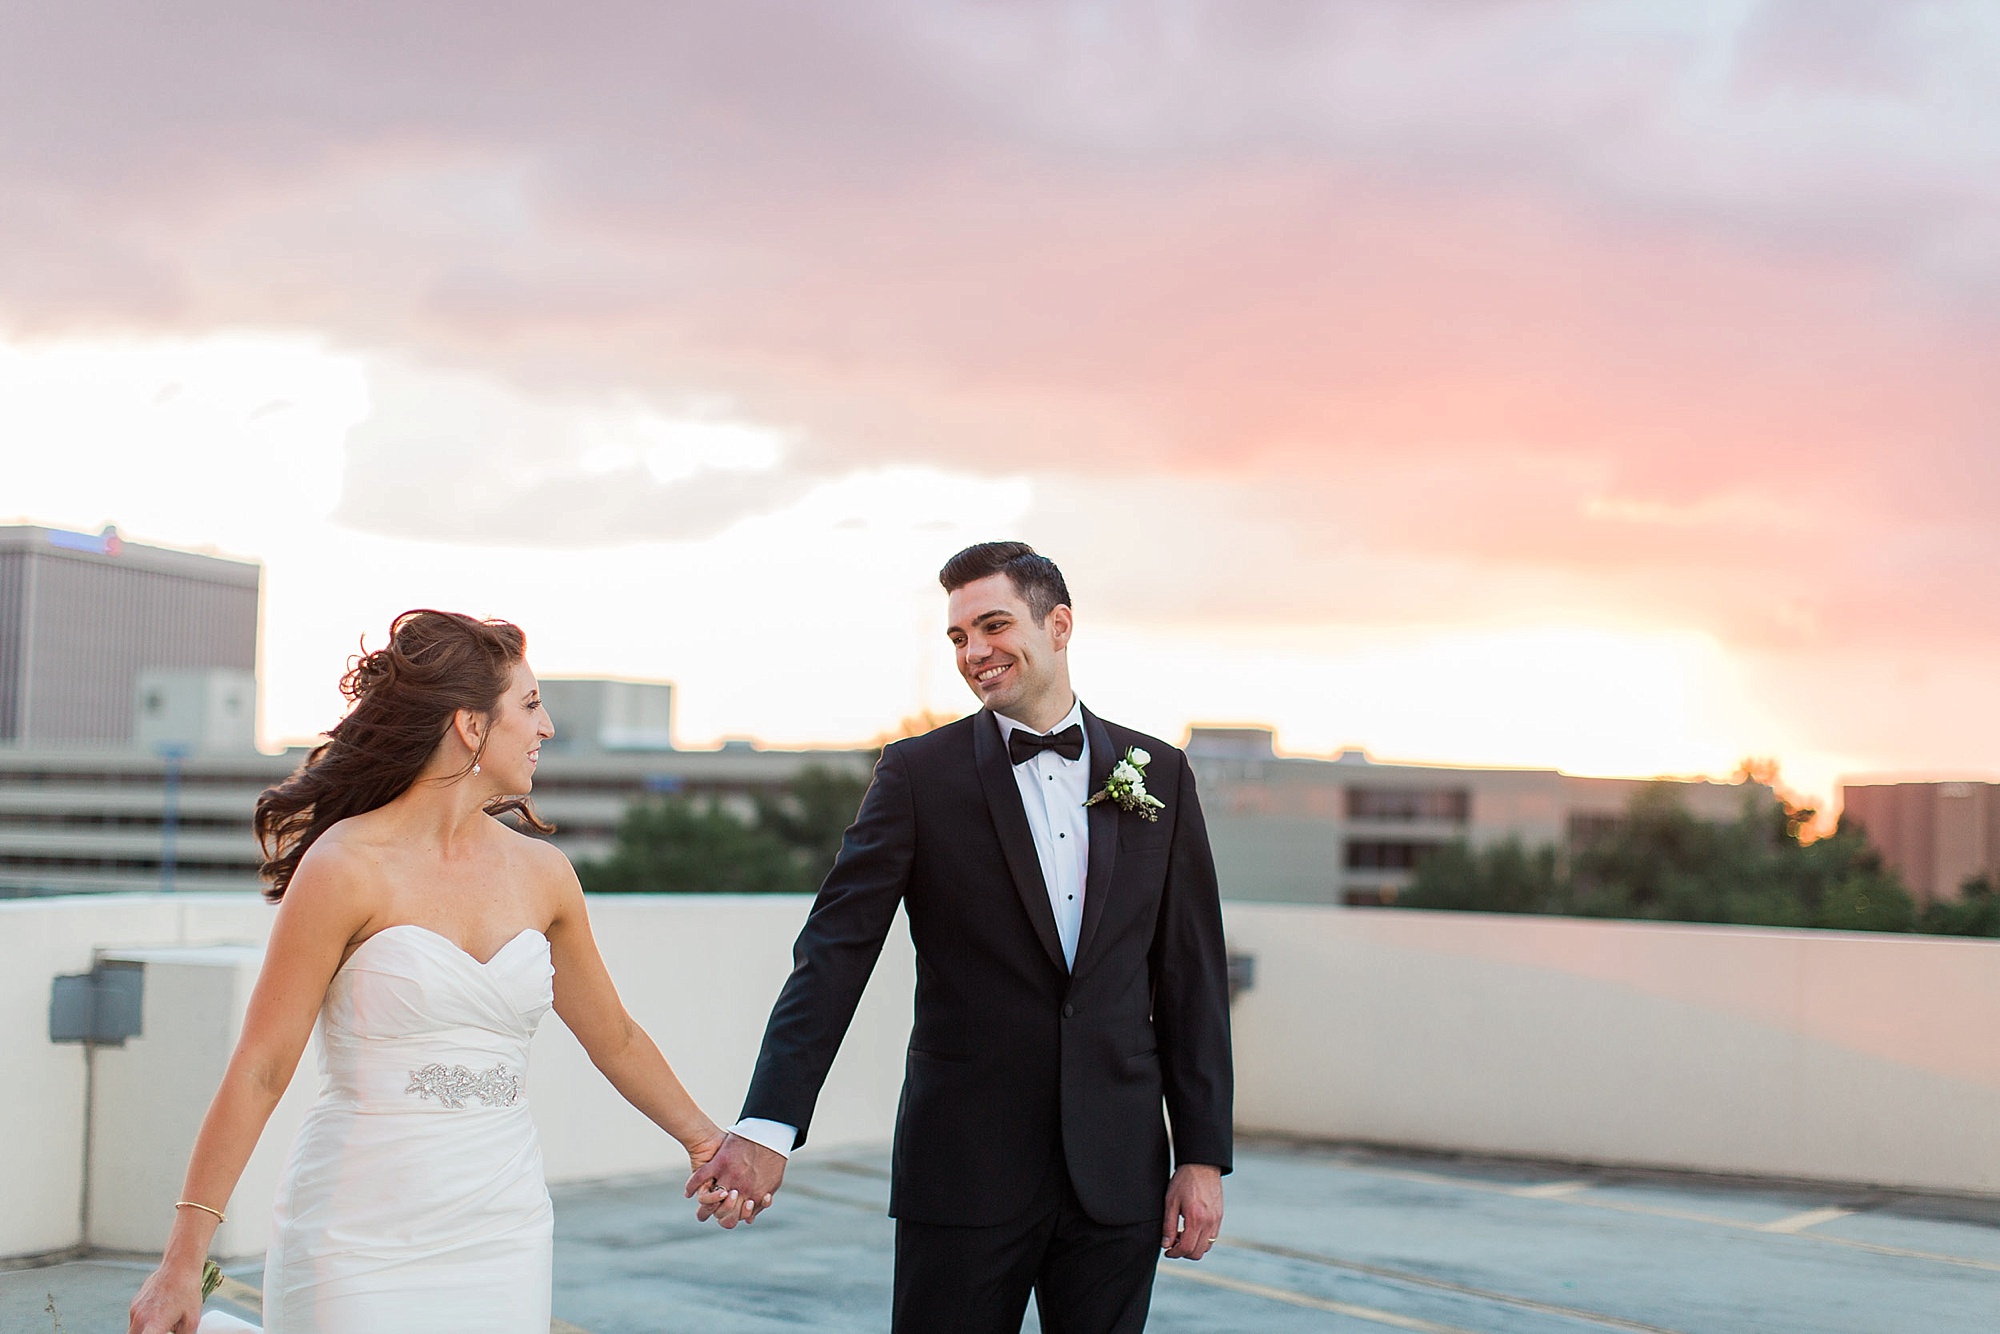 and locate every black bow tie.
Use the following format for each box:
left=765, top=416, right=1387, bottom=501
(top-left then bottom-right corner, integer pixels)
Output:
left=1009, top=724, right=1084, bottom=766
